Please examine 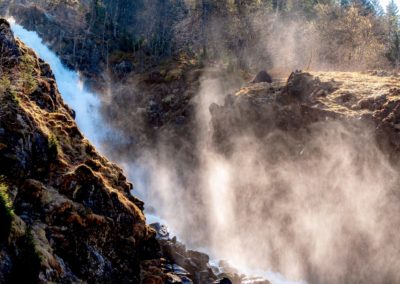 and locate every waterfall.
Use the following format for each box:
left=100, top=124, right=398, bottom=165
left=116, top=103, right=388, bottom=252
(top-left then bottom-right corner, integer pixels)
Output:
left=9, top=19, right=306, bottom=284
